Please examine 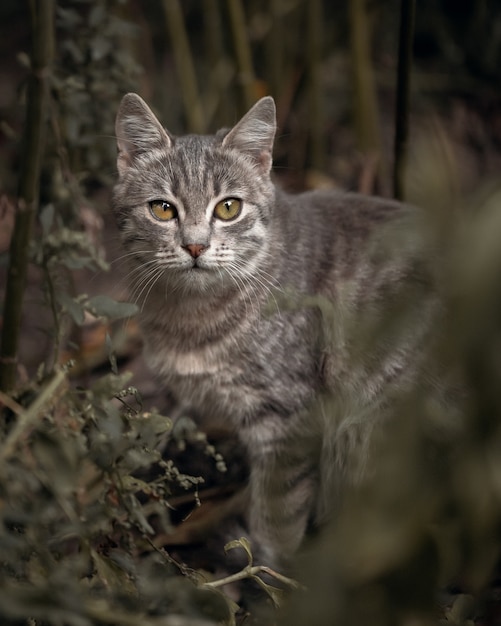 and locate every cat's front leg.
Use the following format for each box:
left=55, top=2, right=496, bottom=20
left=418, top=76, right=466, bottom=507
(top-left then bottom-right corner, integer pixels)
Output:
left=244, top=430, right=319, bottom=570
